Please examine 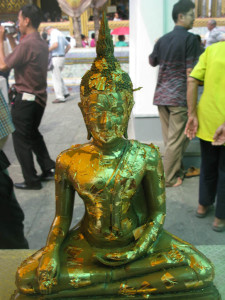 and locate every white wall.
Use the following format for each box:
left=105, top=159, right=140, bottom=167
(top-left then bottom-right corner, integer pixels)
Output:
left=129, top=0, right=176, bottom=117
